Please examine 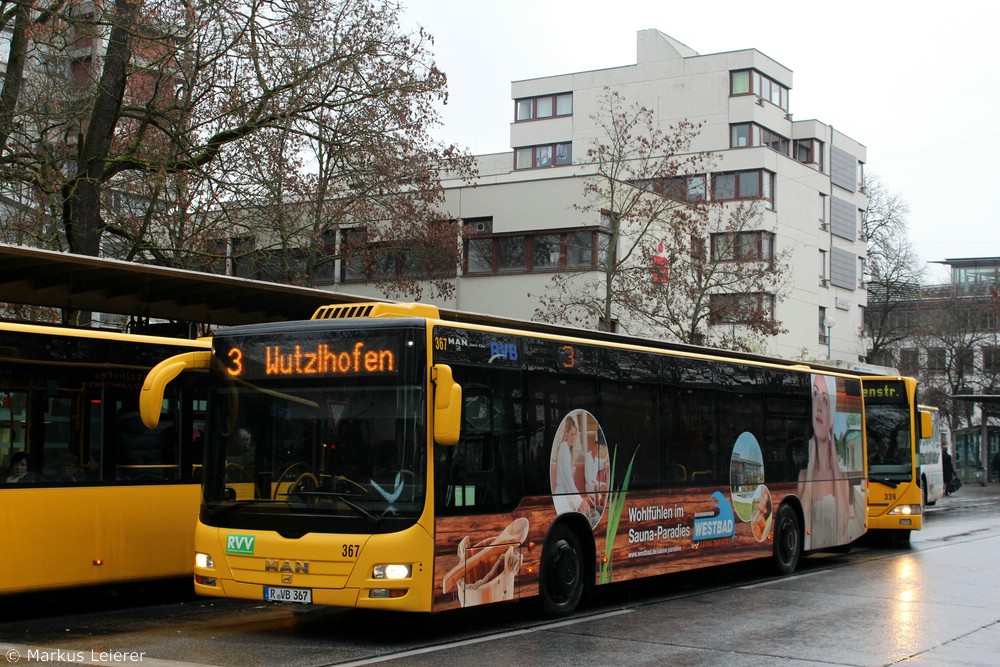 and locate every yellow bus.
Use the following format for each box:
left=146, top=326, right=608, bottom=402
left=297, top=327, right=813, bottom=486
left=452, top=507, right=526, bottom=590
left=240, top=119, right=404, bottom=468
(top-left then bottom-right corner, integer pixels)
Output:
left=917, top=405, right=946, bottom=506
left=142, top=302, right=869, bottom=615
left=0, top=321, right=209, bottom=595
left=862, top=376, right=931, bottom=542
